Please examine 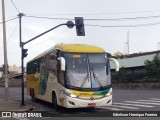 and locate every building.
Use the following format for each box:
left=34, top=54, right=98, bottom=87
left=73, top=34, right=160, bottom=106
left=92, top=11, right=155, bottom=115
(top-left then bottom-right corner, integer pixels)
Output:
left=110, top=50, right=160, bottom=82
left=0, top=64, right=21, bottom=77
